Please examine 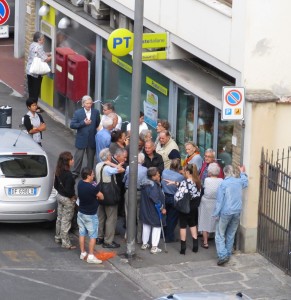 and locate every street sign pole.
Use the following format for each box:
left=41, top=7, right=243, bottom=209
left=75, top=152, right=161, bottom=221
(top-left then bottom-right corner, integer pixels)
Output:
left=126, top=0, right=144, bottom=258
